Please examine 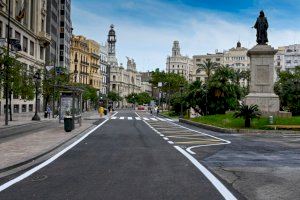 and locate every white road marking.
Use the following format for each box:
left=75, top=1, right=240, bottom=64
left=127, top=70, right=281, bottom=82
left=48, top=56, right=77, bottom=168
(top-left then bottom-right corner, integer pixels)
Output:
left=165, top=118, right=174, bottom=122
left=143, top=117, right=149, bottom=121
left=157, top=117, right=166, bottom=121
left=168, top=141, right=174, bottom=144
left=0, top=112, right=119, bottom=192
left=128, top=117, right=133, bottom=120
left=163, top=137, right=169, bottom=140
left=135, top=117, right=141, bottom=120
left=150, top=118, right=158, bottom=121
left=111, top=116, right=117, bottom=119
left=174, top=146, right=237, bottom=200
left=119, top=117, right=124, bottom=120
